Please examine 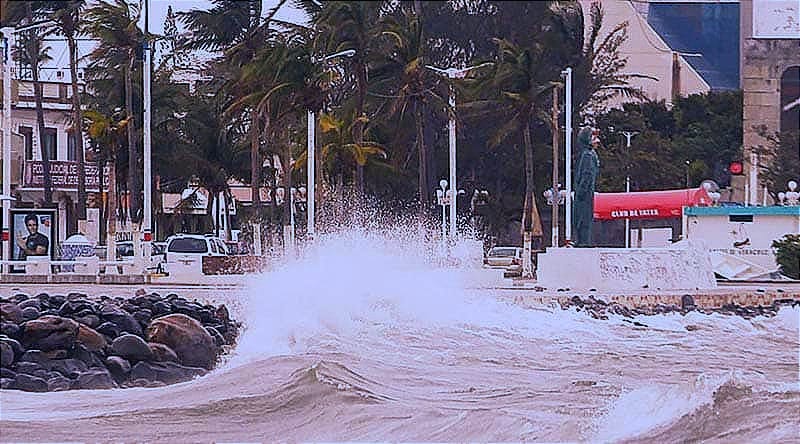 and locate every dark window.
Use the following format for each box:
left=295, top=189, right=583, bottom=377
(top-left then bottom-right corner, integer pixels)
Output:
left=167, top=238, right=208, bottom=253
left=67, top=131, right=77, bottom=161
left=43, top=128, right=57, bottom=160
left=19, top=126, right=34, bottom=160
left=781, top=66, right=800, bottom=133
left=729, top=214, right=753, bottom=223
